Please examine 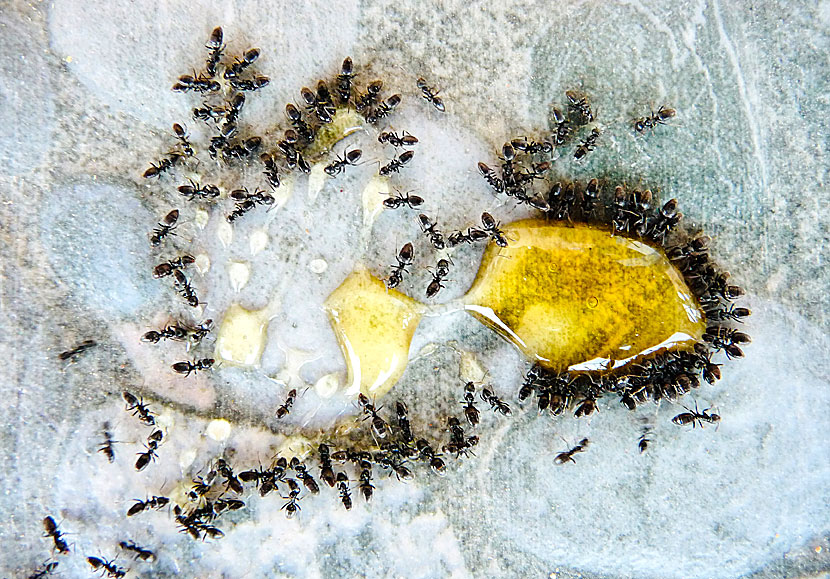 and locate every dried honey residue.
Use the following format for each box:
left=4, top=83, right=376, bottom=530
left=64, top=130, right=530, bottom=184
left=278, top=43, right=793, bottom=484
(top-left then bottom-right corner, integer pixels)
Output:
left=463, top=220, right=705, bottom=372
left=324, top=267, right=423, bottom=397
